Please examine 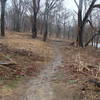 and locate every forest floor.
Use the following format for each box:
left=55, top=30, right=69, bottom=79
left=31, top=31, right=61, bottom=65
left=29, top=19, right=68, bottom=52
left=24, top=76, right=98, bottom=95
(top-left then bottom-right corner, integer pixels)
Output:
left=0, top=31, right=53, bottom=99
left=0, top=32, right=100, bottom=100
